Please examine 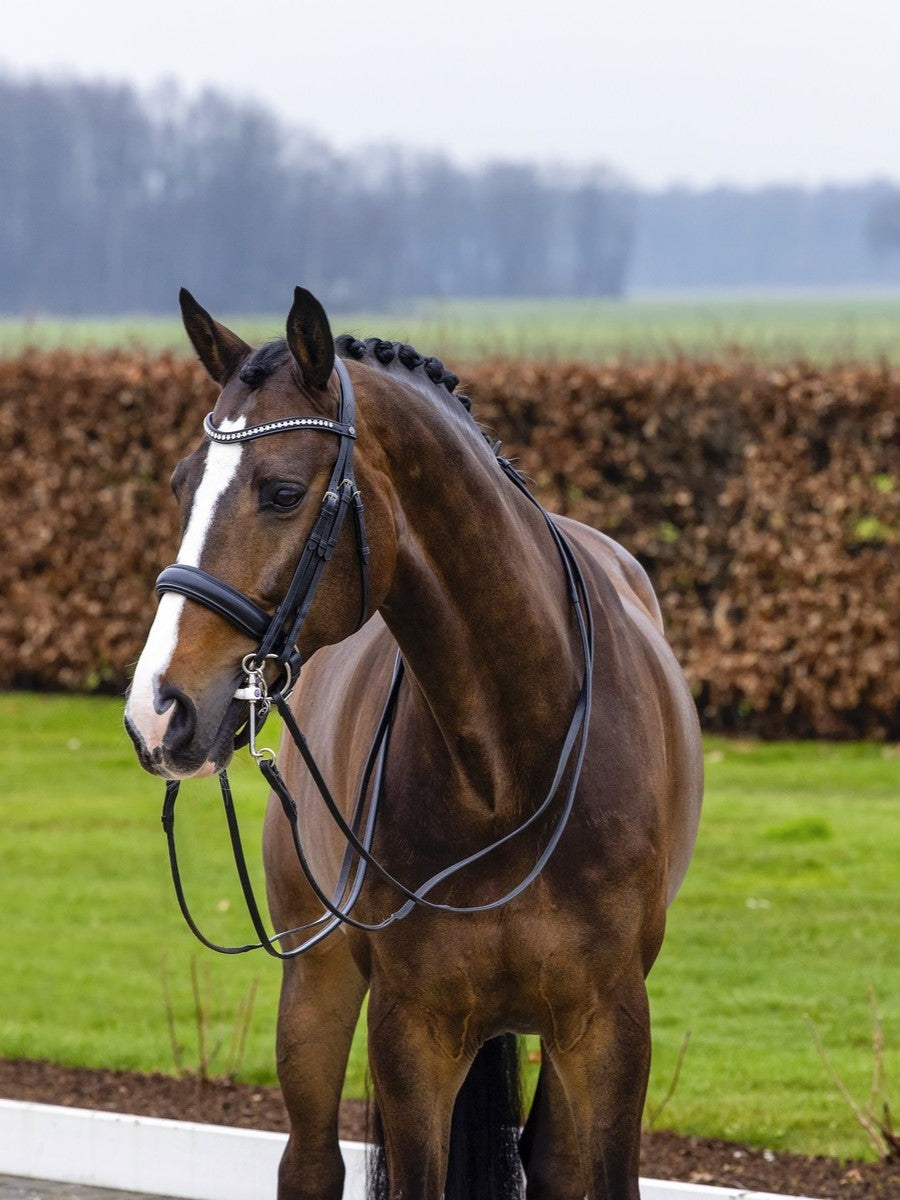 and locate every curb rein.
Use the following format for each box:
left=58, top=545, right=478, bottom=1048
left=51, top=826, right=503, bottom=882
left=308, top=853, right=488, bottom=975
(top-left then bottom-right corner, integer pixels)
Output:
left=155, top=359, right=595, bottom=959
